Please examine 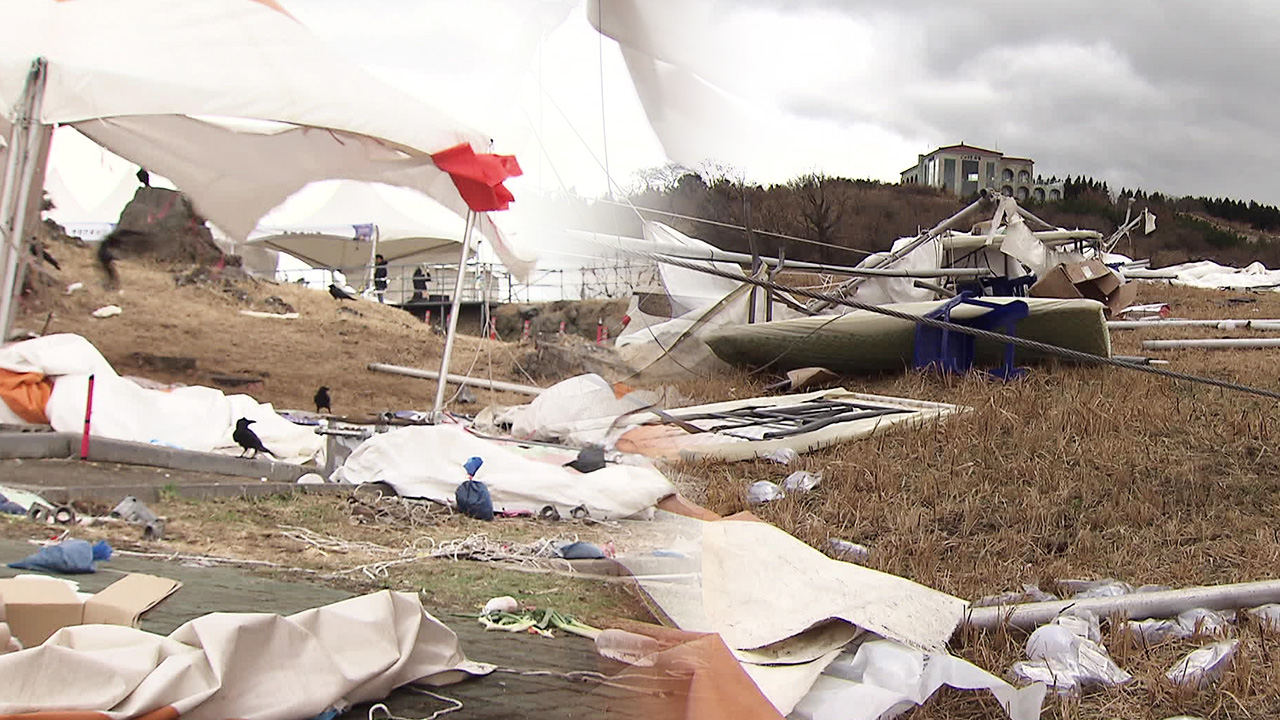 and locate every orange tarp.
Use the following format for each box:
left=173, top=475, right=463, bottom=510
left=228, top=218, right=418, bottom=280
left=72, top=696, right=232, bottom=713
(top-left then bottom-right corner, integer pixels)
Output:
left=0, top=369, right=51, bottom=424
